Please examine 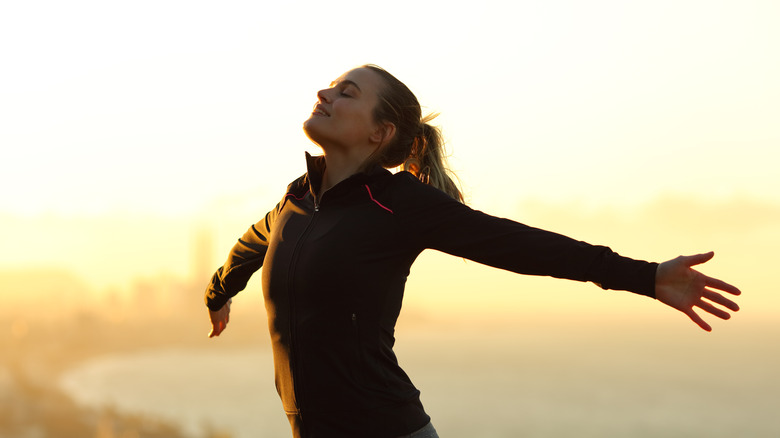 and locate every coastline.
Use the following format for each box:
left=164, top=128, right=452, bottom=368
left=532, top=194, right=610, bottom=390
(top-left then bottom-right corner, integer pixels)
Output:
left=57, top=346, right=291, bottom=438
left=2, top=306, right=268, bottom=438
left=6, top=306, right=779, bottom=437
